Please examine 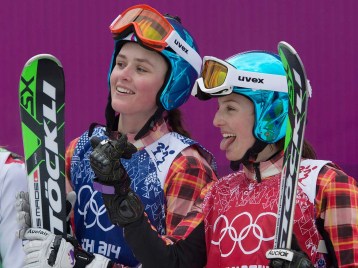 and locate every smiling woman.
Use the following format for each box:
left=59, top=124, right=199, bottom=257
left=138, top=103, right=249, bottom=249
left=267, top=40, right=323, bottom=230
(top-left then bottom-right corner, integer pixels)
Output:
left=15, top=4, right=218, bottom=268
left=193, top=51, right=358, bottom=268
left=109, top=42, right=168, bottom=133
left=213, top=94, right=256, bottom=161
